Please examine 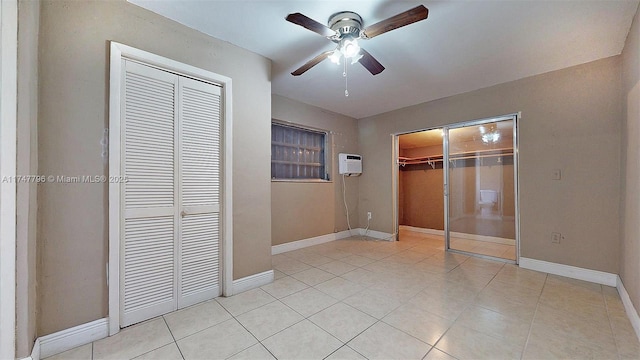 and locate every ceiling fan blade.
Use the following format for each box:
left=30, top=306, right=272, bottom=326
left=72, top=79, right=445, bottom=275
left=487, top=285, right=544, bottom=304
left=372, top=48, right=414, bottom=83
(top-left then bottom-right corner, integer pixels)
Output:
left=362, top=5, right=429, bottom=39
left=291, top=50, right=333, bottom=76
left=358, top=49, right=385, bottom=75
left=286, top=13, right=336, bottom=37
